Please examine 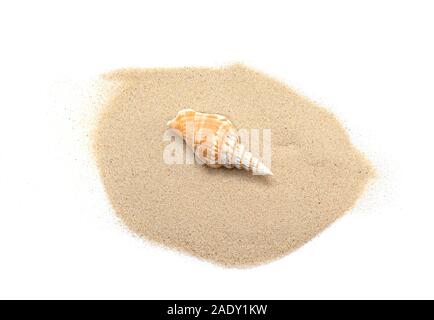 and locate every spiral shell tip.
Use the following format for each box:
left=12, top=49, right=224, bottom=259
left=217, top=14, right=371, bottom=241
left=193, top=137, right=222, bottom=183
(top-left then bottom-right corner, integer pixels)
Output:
left=256, top=164, right=273, bottom=176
